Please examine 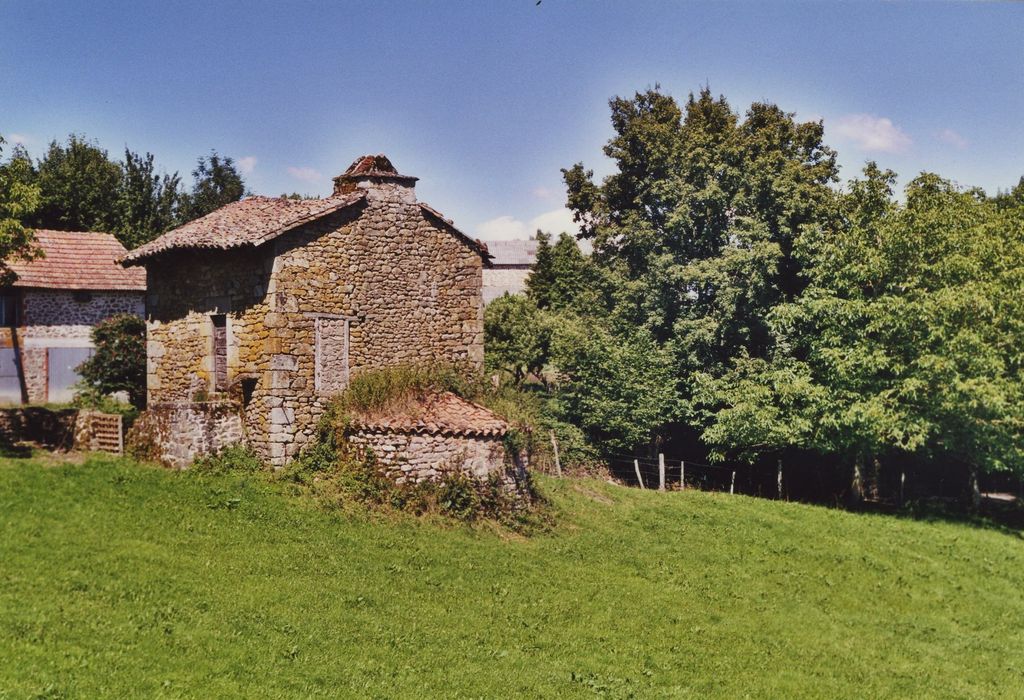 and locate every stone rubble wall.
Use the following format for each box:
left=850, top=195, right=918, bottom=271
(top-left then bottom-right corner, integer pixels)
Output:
left=346, top=429, right=523, bottom=491
left=0, top=406, right=78, bottom=449
left=125, top=401, right=244, bottom=470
